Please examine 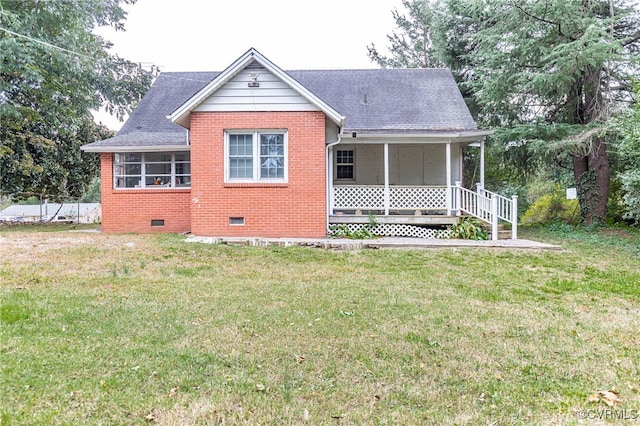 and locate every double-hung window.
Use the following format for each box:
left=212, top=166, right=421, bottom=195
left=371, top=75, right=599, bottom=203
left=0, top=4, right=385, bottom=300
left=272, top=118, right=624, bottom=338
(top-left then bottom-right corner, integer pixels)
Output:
left=336, top=149, right=354, bottom=180
left=114, top=152, right=191, bottom=189
left=226, top=131, right=287, bottom=182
